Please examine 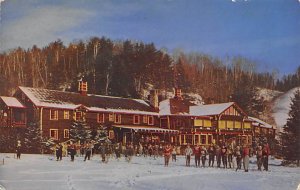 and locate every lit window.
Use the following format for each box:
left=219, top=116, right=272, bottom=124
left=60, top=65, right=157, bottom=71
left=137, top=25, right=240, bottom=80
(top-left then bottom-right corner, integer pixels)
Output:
left=64, top=129, right=69, bottom=138
left=97, top=113, right=105, bottom=123
left=109, top=113, right=114, bottom=122
left=115, top=114, right=121, bottom=124
left=50, top=110, right=58, bottom=120
left=50, top=129, right=58, bottom=140
left=133, top=115, right=140, bottom=124
left=143, top=115, right=147, bottom=123
left=148, top=116, right=154, bottom=125
left=64, top=111, right=69, bottom=119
